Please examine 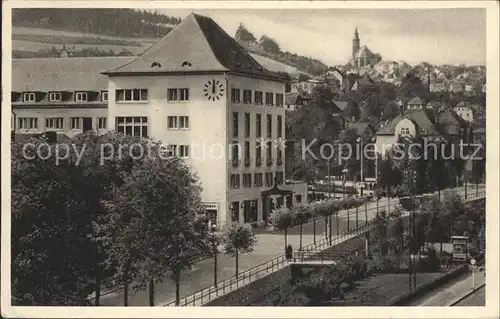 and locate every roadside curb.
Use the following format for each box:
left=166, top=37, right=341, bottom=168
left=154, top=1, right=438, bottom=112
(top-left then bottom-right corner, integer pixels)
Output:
left=447, top=283, right=486, bottom=306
